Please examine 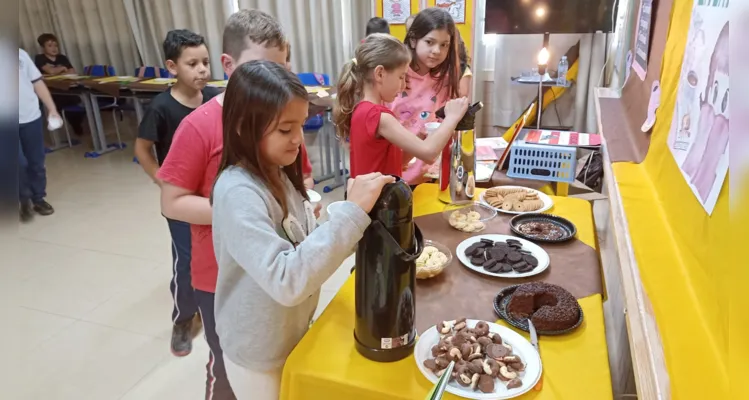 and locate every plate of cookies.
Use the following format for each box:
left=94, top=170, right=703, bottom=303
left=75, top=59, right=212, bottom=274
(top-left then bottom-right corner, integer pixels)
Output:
left=456, top=235, right=550, bottom=278
left=479, top=186, right=553, bottom=215
left=443, top=202, right=497, bottom=233
left=415, top=318, right=542, bottom=399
